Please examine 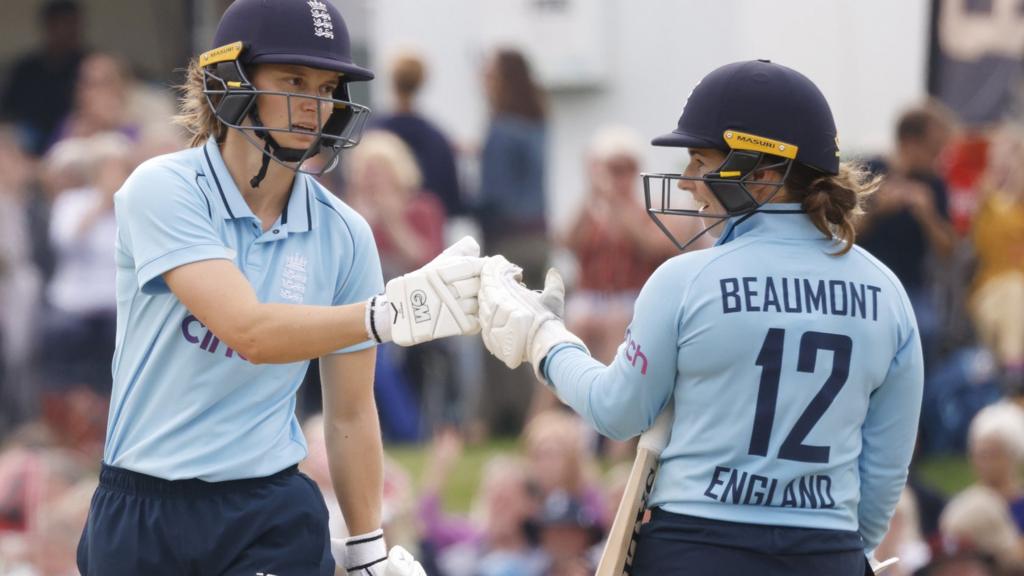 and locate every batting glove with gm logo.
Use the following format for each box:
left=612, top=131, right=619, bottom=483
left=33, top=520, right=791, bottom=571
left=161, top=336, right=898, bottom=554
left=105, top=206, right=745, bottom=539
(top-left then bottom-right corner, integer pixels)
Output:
left=366, top=236, right=483, bottom=346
